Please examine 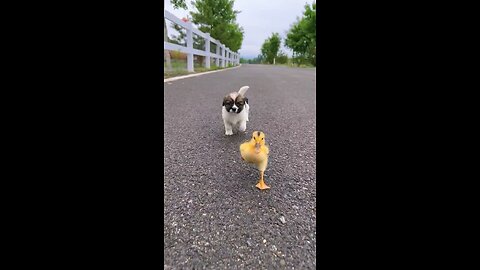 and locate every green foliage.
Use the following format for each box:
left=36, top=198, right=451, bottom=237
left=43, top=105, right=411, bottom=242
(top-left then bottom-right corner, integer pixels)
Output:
left=189, top=0, right=244, bottom=52
left=276, top=50, right=289, bottom=64
left=245, top=54, right=264, bottom=64
left=171, top=0, right=187, bottom=9
left=169, top=23, right=186, bottom=45
left=261, top=33, right=281, bottom=64
left=256, top=54, right=265, bottom=64
left=169, top=19, right=206, bottom=50
left=292, top=52, right=307, bottom=66
left=285, top=2, right=316, bottom=66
